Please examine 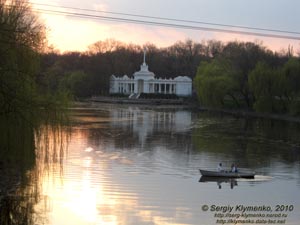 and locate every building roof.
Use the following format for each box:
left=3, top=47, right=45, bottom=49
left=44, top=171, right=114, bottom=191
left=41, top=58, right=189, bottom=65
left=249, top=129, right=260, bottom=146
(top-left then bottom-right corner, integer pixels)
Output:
left=174, top=76, right=192, bottom=82
left=111, top=51, right=192, bottom=83
left=133, top=51, right=155, bottom=80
